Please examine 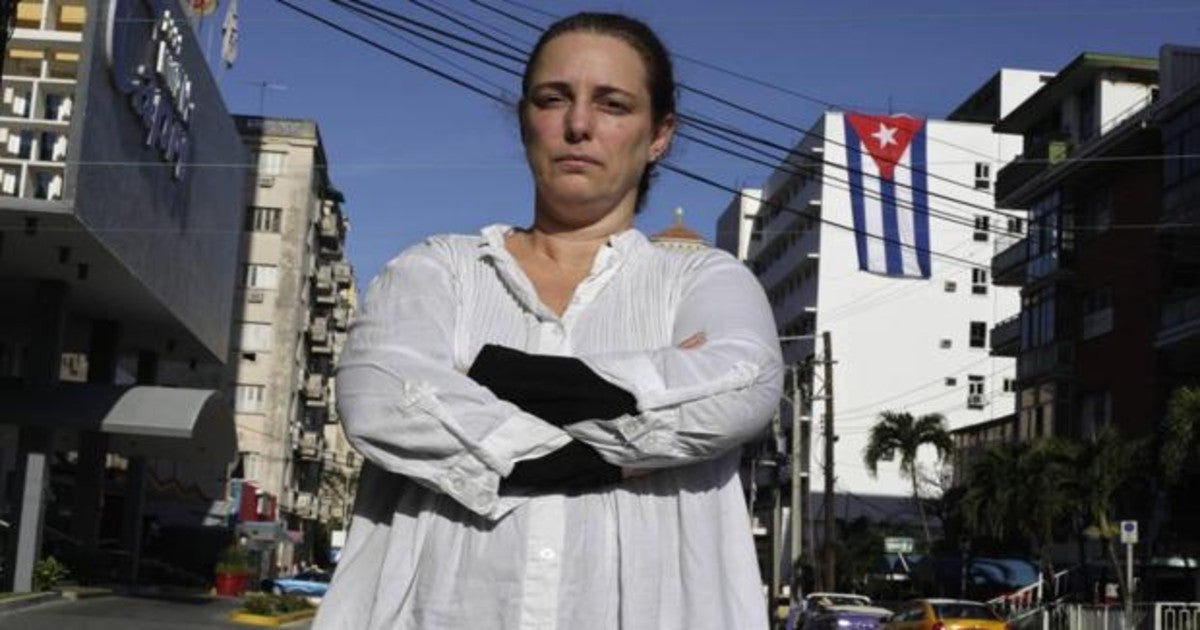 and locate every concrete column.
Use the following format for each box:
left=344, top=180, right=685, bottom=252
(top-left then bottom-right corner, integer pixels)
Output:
left=5, top=280, right=68, bottom=592
left=73, top=320, right=119, bottom=552
left=120, top=456, right=146, bottom=585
